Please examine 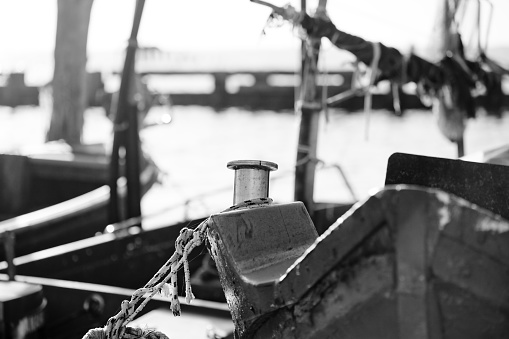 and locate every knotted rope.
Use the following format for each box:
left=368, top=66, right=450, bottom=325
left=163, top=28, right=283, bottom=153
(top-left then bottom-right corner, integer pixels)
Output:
left=83, top=198, right=273, bottom=339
